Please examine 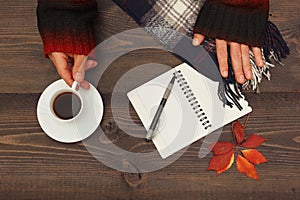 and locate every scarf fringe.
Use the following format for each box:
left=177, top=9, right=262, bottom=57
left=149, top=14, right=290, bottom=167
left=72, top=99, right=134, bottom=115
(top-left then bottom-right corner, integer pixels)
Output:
left=243, top=21, right=290, bottom=93
left=263, top=21, right=290, bottom=65
left=242, top=50, right=275, bottom=93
